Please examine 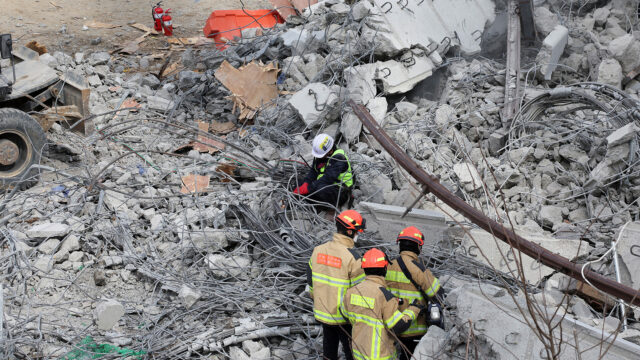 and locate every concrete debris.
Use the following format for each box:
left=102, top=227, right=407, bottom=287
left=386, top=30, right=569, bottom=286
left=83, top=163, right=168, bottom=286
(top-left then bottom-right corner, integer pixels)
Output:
left=460, top=228, right=592, bottom=284
left=26, top=223, right=71, bottom=238
left=616, top=222, right=640, bottom=290
left=534, top=6, right=560, bottom=37
left=94, top=300, right=124, bottom=331
left=4, top=0, right=640, bottom=358
left=422, top=283, right=640, bottom=359
left=376, top=54, right=442, bottom=94
left=367, top=0, right=496, bottom=56
left=289, top=82, right=340, bottom=127
left=178, top=285, right=202, bottom=309
left=607, top=122, right=639, bottom=147
left=608, top=34, right=640, bottom=73
left=598, top=58, right=624, bottom=88
left=536, top=25, right=569, bottom=80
